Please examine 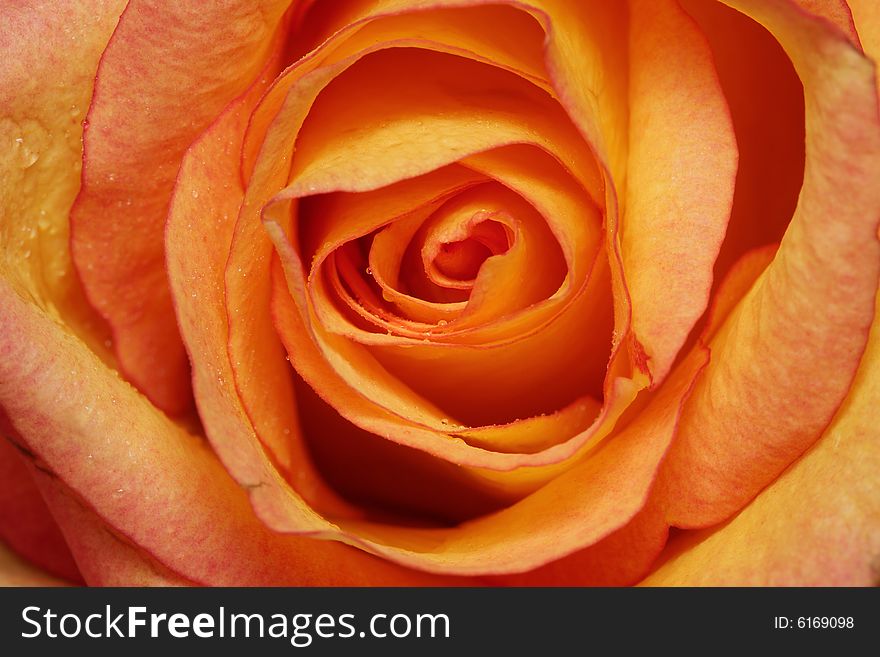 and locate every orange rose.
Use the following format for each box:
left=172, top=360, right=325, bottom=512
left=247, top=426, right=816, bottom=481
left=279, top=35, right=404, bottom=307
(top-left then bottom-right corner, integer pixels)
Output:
left=1, top=0, right=878, bottom=586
